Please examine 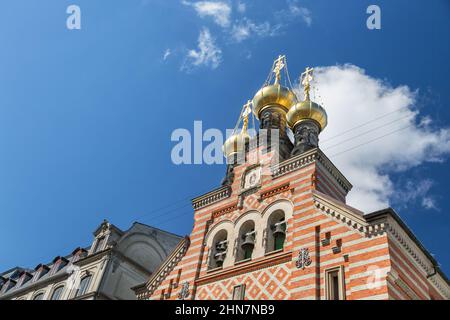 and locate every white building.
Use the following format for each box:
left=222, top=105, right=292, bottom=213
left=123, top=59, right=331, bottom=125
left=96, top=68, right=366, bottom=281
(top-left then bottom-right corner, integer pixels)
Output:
left=0, top=220, right=182, bottom=300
